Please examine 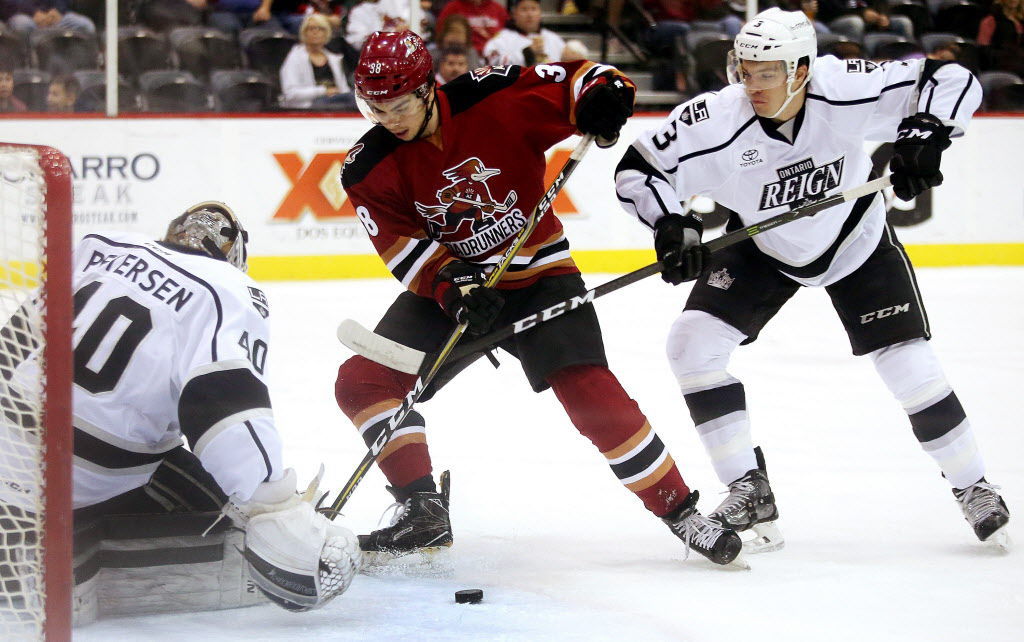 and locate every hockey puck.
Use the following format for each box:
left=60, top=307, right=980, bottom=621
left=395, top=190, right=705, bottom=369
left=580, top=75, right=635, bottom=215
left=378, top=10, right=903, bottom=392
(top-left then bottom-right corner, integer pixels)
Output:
left=455, top=589, right=483, bottom=604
